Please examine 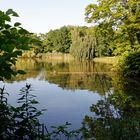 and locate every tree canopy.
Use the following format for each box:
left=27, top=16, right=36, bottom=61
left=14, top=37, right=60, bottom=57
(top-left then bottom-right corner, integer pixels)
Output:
left=0, top=9, right=33, bottom=80
left=85, top=0, right=140, bottom=55
left=43, top=26, right=71, bottom=53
